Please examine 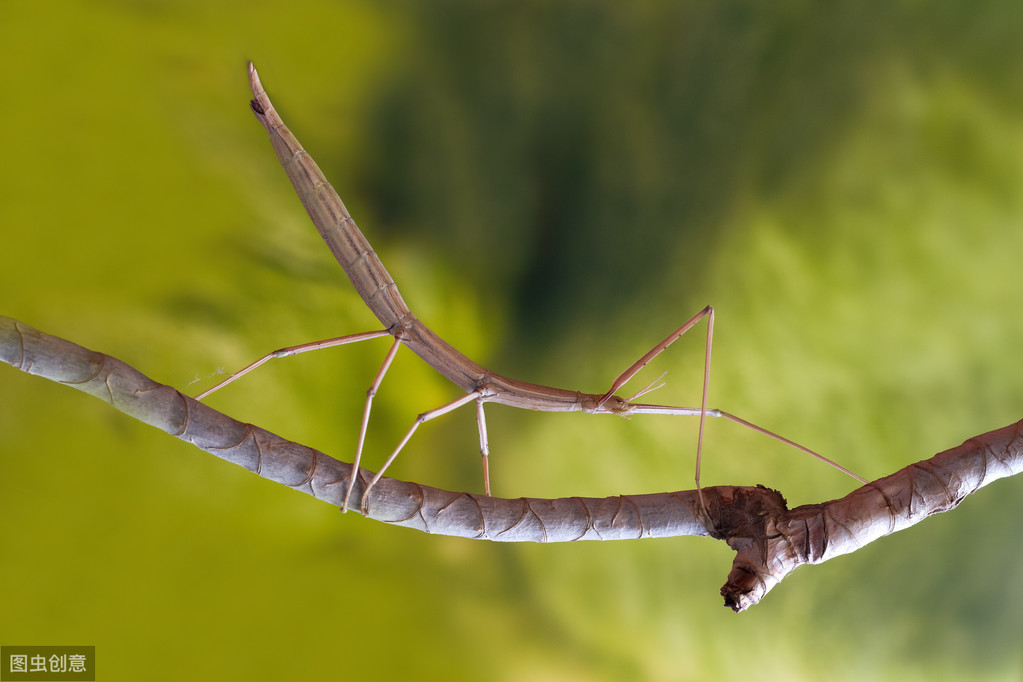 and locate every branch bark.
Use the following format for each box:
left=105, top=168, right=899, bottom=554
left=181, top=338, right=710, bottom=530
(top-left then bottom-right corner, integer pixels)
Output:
left=2, top=315, right=1020, bottom=611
